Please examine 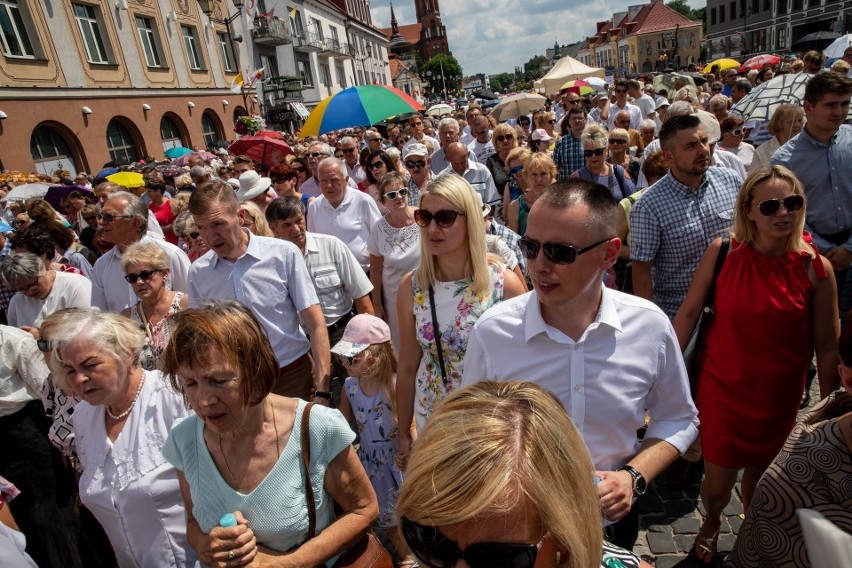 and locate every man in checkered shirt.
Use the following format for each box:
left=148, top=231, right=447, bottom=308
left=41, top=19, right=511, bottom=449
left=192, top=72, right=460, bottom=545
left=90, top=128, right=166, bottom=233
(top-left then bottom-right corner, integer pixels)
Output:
left=630, top=114, right=741, bottom=320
